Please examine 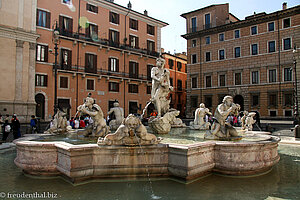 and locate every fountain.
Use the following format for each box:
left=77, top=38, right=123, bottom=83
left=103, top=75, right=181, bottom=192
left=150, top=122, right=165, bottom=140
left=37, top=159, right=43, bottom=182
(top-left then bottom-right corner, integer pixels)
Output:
left=14, top=58, right=280, bottom=184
